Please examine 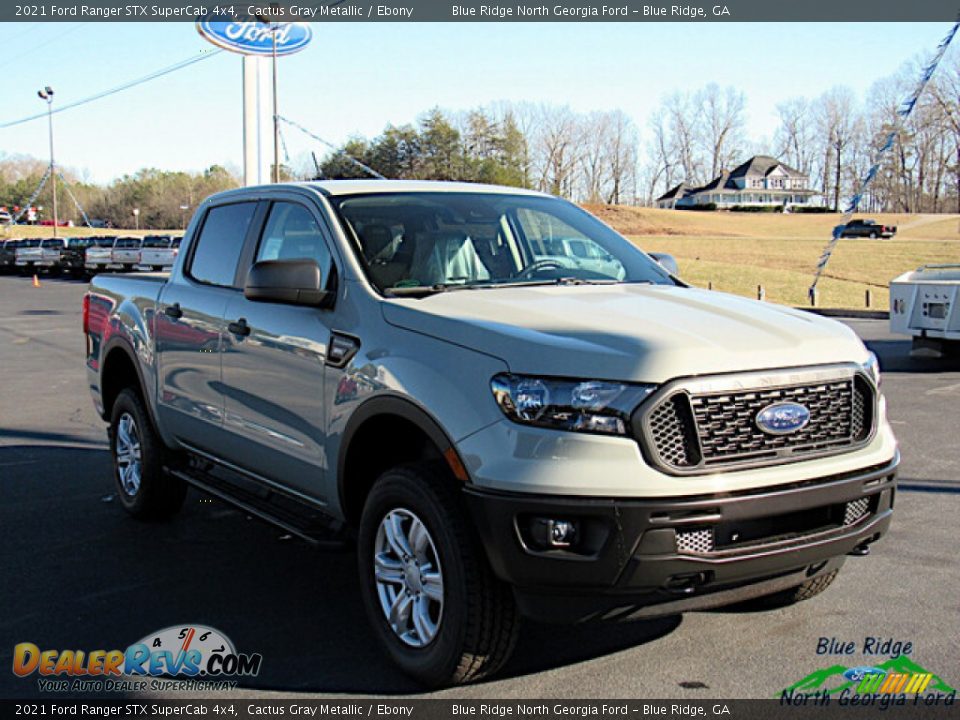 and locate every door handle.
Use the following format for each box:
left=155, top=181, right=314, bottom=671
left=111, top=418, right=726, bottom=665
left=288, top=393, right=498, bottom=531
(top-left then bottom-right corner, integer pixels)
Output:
left=228, top=318, right=251, bottom=337
left=164, top=303, right=182, bottom=319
